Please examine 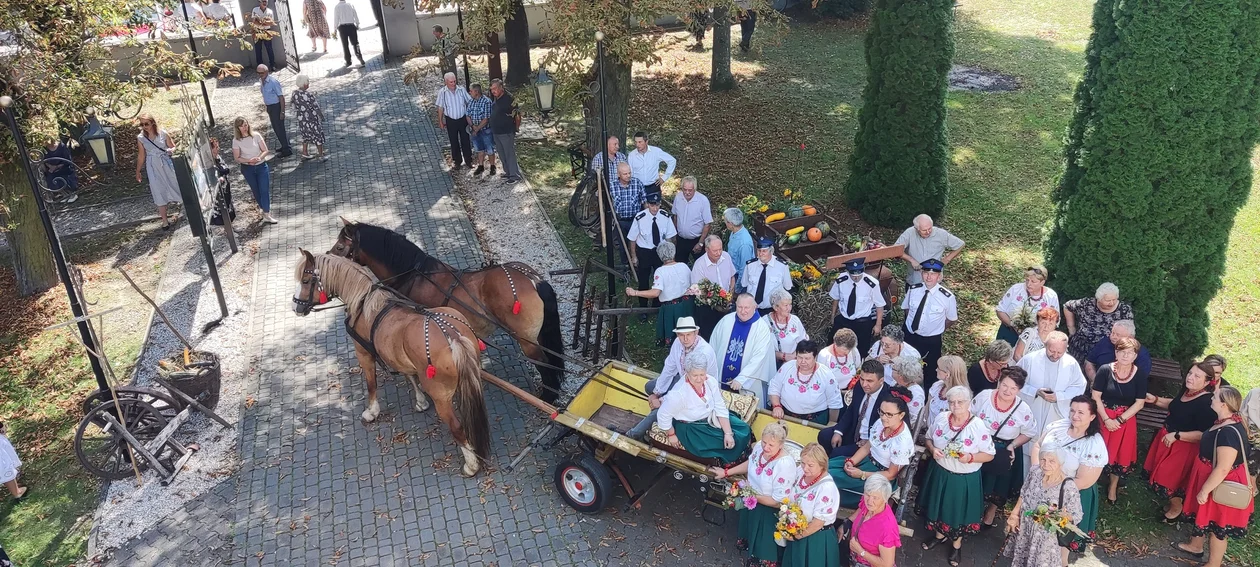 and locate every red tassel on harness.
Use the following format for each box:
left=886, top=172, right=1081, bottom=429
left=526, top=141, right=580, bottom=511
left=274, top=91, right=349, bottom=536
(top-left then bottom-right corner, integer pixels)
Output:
left=512, top=300, right=522, bottom=315
left=426, top=365, right=437, bottom=379
left=478, top=339, right=486, bottom=352
left=318, top=290, right=328, bottom=304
